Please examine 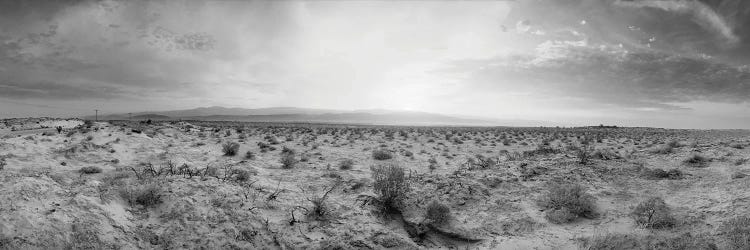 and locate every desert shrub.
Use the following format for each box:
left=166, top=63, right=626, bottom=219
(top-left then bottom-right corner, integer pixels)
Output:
left=371, top=164, right=409, bottom=212
left=666, top=139, right=680, bottom=148
left=523, top=145, right=559, bottom=157
left=372, top=149, right=393, bottom=160
left=280, top=153, right=298, bottom=169
left=120, top=182, right=163, bottom=208
left=630, top=197, right=675, bottom=229
left=338, top=159, right=355, bottom=170
left=576, top=148, right=590, bottom=164
left=402, top=150, right=413, bottom=157
left=731, top=172, right=746, bottom=179
left=641, top=168, right=683, bottom=180
left=722, top=216, right=750, bottom=250
left=83, top=120, right=94, bottom=128
left=649, top=144, right=674, bottom=154
left=730, top=143, right=745, bottom=149
left=306, top=183, right=338, bottom=220
left=68, top=220, right=108, bottom=249
left=591, top=149, right=620, bottom=160
left=0, top=158, right=5, bottom=171
left=245, top=151, right=255, bottom=160
left=583, top=232, right=715, bottom=250
left=203, top=166, right=219, bottom=178
left=231, top=168, right=253, bottom=182
left=683, top=154, right=710, bottom=167
left=281, top=146, right=296, bottom=155
left=428, top=158, right=439, bottom=171
left=473, top=154, right=497, bottom=169
left=222, top=142, right=240, bottom=156
left=78, top=166, right=102, bottom=174
left=538, top=182, right=596, bottom=224
left=424, top=200, right=451, bottom=226
left=734, top=158, right=747, bottom=166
